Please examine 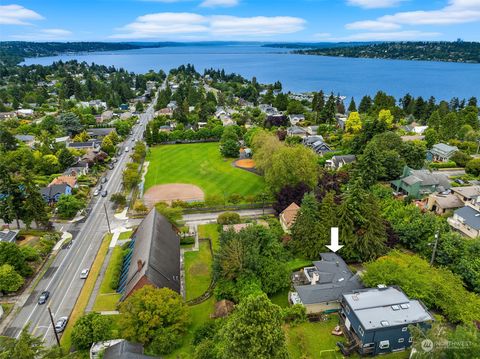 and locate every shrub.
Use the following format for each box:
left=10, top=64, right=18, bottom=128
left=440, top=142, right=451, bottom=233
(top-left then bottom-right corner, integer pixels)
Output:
left=71, top=312, right=113, bottom=350
left=217, top=212, right=241, bottom=225
left=466, top=158, right=480, bottom=176
left=429, top=161, right=457, bottom=169
left=228, top=193, right=243, bottom=205
left=282, top=304, right=307, bottom=325
left=133, top=200, right=148, bottom=213
left=451, top=151, right=472, bottom=167
left=180, top=236, right=195, bottom=245
left=20, top=246, right=40, bottom=262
